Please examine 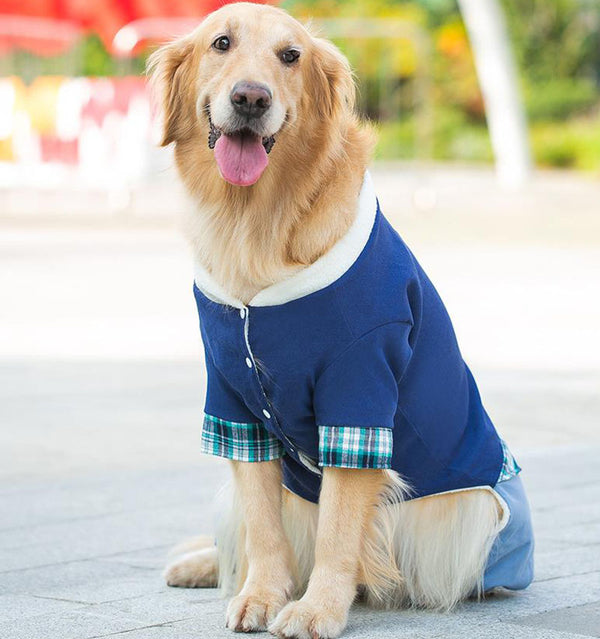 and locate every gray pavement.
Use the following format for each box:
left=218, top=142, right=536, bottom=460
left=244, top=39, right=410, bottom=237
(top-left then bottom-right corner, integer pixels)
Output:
left=1, top=166, right=599, bottom=637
